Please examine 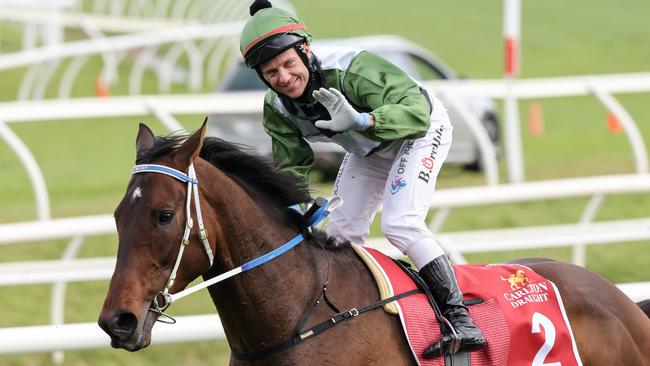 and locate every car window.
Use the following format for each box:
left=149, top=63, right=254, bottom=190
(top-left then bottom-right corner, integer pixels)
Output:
left=375, top=52, right=419, bottom=79
left=373, top=52, right=448, bottom=81
left=409, top=54, right=447, bottom=81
